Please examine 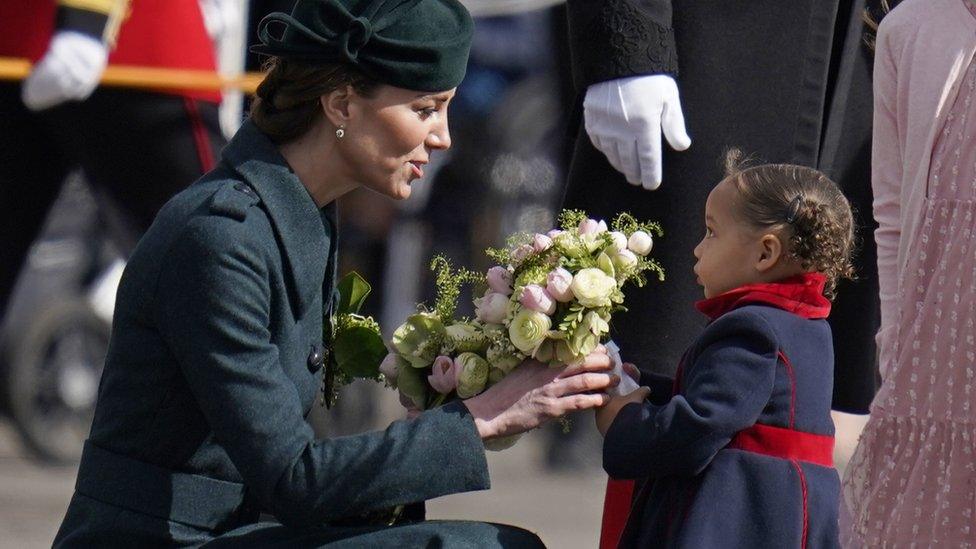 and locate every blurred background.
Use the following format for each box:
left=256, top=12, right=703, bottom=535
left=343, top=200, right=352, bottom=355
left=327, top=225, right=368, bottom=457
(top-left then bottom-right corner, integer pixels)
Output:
left=0, top=1, right=869, bottom=546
